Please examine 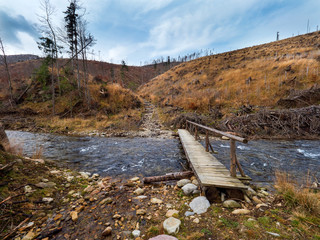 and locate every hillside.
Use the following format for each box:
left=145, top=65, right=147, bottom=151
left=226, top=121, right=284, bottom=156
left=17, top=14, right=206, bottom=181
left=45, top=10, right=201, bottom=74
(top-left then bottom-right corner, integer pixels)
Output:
left=140, top=32, right=320, bottom=111
left=0, top=58, right=180, bottom=100
left=139, top=32, right=320, bottom=138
